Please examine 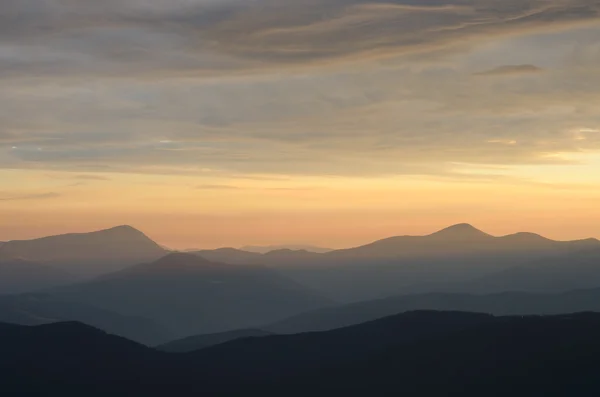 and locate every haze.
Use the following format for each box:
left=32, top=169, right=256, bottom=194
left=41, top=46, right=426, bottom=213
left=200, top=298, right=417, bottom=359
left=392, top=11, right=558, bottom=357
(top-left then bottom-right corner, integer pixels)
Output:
left=2, top=0, right=600, bottom=248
